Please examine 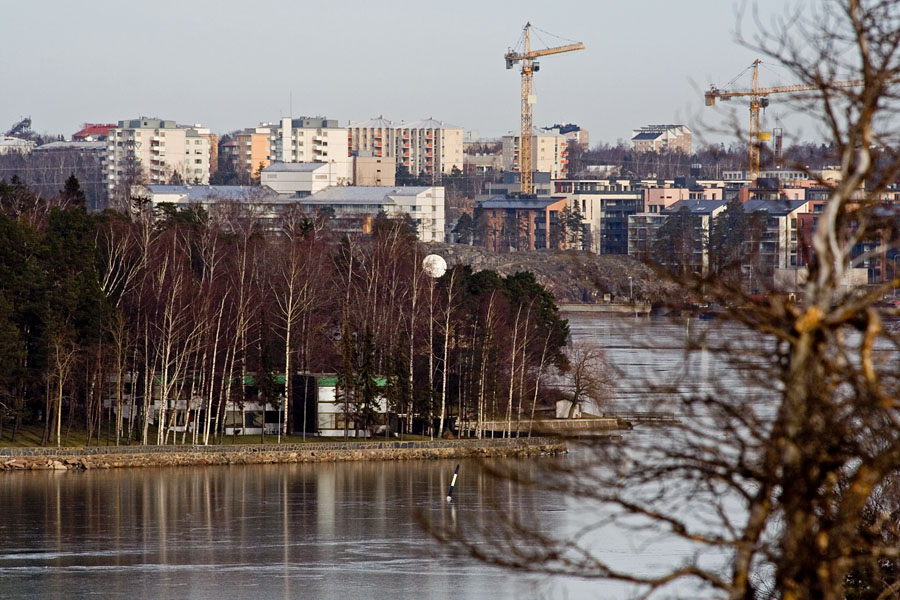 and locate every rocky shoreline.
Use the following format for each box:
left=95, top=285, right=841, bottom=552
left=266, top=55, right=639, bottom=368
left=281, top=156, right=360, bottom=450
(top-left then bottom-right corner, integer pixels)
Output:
left=0, top=437, right=566, bottom=472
